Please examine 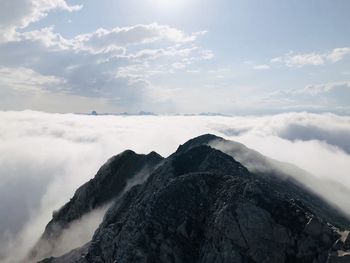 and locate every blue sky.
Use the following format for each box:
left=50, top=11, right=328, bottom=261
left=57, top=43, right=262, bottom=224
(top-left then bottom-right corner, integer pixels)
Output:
left=0, top=0, right=349, bottom=114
